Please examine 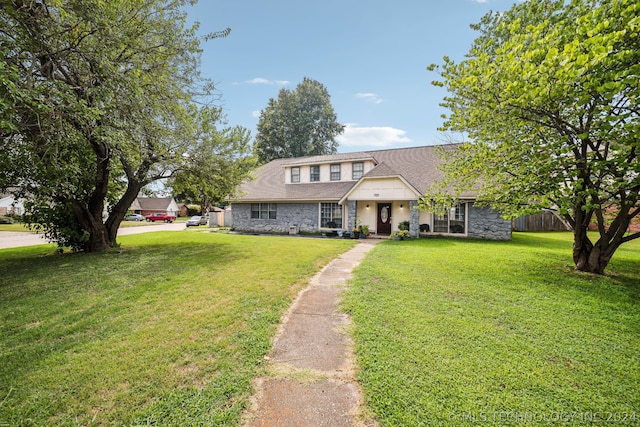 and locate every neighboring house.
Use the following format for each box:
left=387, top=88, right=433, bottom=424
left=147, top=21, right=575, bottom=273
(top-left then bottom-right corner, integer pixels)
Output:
left=231, top=144, right=511, bottom=240
left=130, top=197, right=179, bottom=217
left=0, top=193, right=24, bottom=216
left=588, top=205, right=640, bottom=234
left=179, top=204, right=202, bottom=217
